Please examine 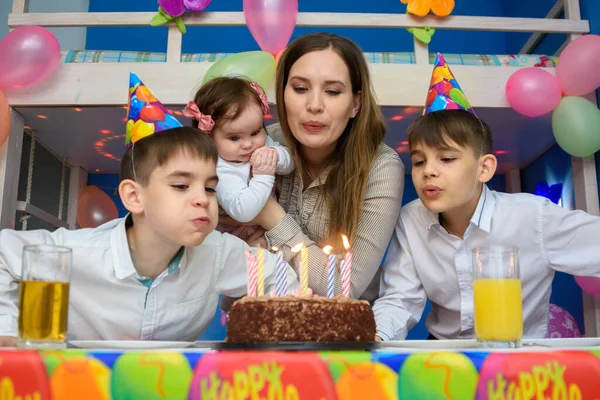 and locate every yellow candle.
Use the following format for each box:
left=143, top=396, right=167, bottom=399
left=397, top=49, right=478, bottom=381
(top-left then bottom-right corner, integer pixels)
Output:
left=292, top=243, right=309, bottom=295
left=257, top=247, right=265, bottom=297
